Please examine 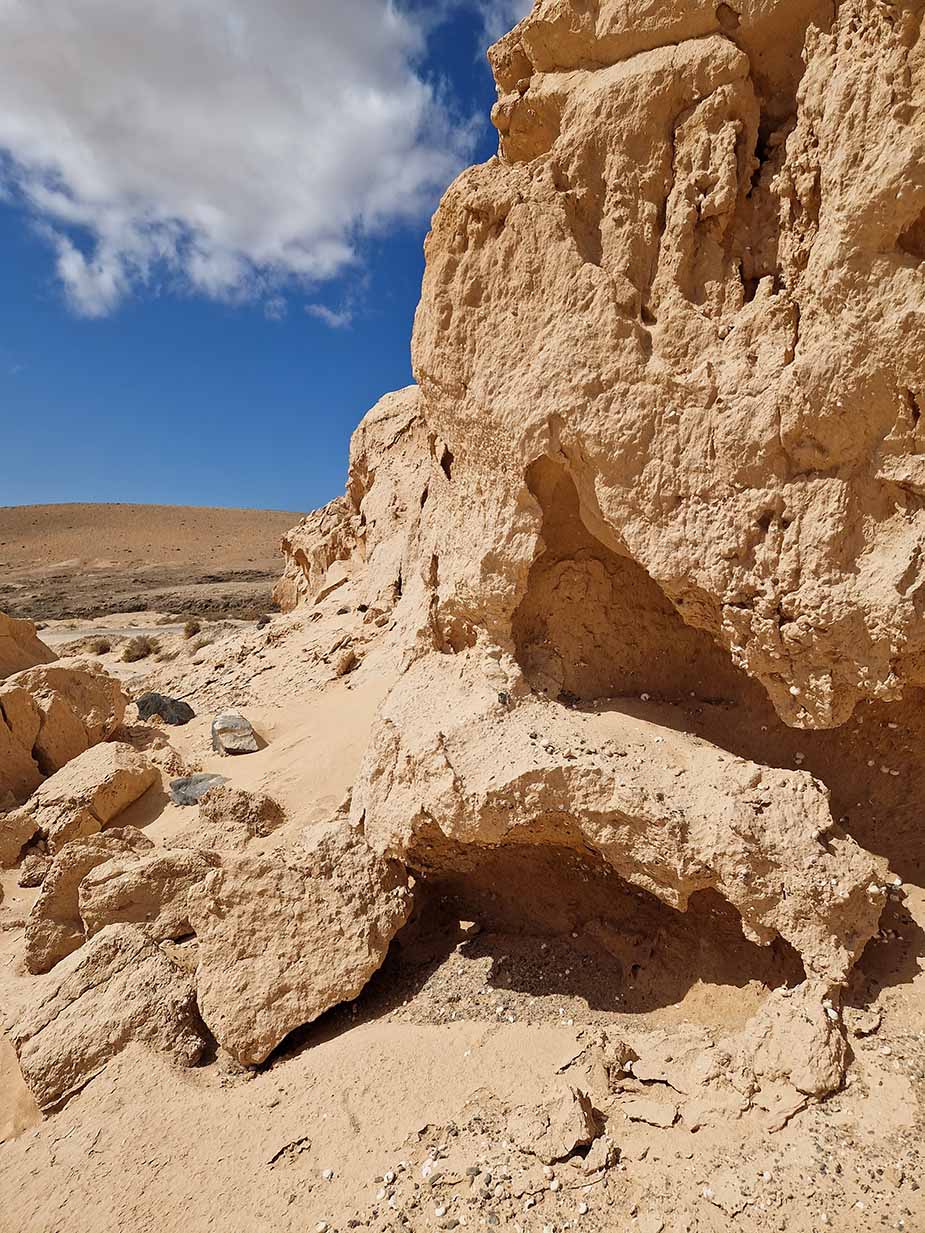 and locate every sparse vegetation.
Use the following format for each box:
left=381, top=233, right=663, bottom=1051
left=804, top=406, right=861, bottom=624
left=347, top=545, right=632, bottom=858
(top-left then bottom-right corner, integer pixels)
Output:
left=183, top=618, right=202, bottom=639
left=89, top=637, right=111, bottom=655
left=187, top=635, right=213, bottom=655
left=122, top=635, right=159, bottom=663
